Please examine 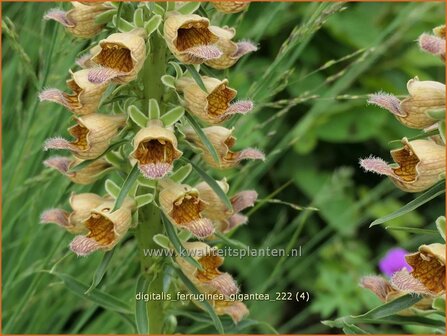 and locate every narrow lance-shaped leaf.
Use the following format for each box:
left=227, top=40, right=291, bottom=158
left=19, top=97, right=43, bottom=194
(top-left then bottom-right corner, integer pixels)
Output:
left=135, top=274, right=150, bottom=334
left=85, top=249, right=116, bottom=294
left=184, top=64, right=208, bottom=93
left=105, top=179, right=121, bottom=199
left=113, top=164, right=140, bottom=211
left=370, top=182, right=445, bottom=227
left=128, top=105, right=148, bottom=128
